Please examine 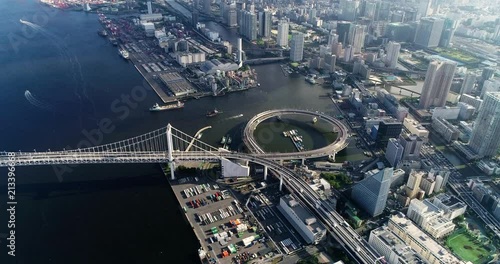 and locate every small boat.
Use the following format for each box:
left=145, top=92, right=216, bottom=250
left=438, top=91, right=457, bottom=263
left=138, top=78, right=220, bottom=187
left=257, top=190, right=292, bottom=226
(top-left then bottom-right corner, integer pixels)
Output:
left=206, top=108, right=222, bottom=117
left=98, top=29, right=108, bottom=37
left=220, top=136, right=227, bottom=145
left=119, top=48, right=129, bottom=59
left=257, top=83, right=261, bottom=87
left=313, top=117, right=318, bottom=123
left=227, top=136, right=232, bottom=144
